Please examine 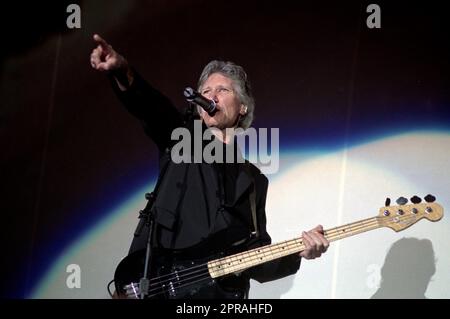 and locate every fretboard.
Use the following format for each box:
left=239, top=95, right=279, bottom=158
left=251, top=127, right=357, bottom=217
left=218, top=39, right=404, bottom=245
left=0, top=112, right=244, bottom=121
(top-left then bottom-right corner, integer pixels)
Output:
left=208, top=216, right=381, bottom=278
